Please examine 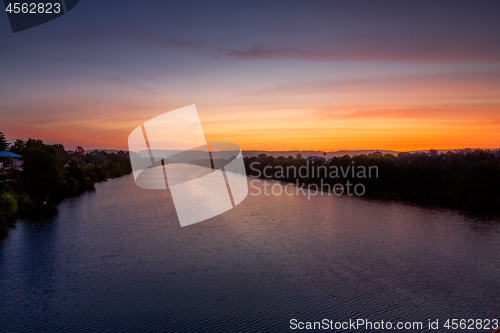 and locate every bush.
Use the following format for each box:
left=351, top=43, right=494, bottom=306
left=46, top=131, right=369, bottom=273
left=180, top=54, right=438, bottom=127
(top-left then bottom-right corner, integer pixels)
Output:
left=0, top=193, right=18, bottom=232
